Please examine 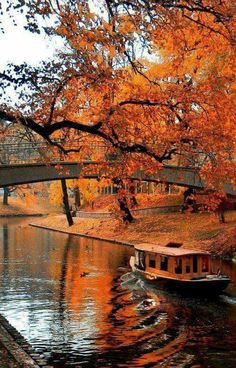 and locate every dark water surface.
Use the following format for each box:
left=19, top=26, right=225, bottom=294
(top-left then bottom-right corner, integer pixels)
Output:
left=0, top=218, right=236, bottom=367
